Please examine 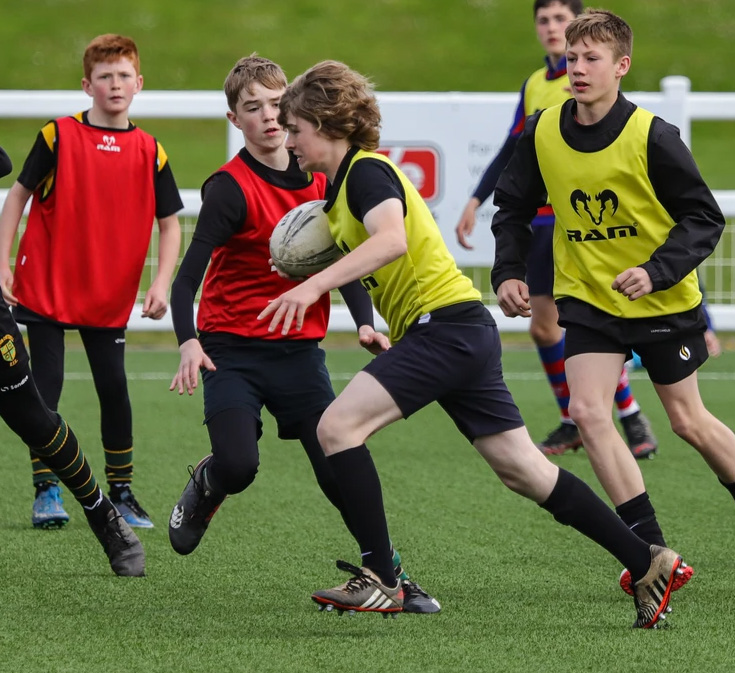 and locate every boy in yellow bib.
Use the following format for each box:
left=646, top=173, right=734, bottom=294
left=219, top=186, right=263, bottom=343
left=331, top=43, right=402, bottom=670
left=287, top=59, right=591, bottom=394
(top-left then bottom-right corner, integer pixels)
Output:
left=457, top=1, right=657, bottom=460
left=492, top=9, right=735, bottom=595
left=260, top=59, right=688, bottom=628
